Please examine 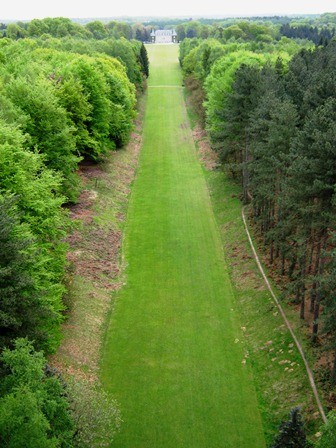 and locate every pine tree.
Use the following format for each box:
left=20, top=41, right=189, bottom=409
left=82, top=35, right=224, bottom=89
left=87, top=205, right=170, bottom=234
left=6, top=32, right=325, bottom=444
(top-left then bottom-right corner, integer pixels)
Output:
left=212, top=63, right=260, bottom=199
left=139, top=43, right=149, bottom=78
left=271, top=408, right=307, bottom=448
